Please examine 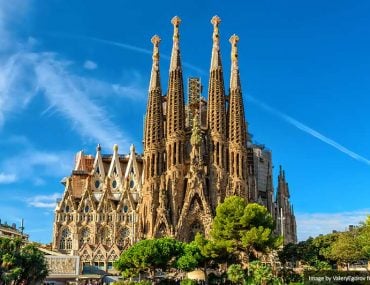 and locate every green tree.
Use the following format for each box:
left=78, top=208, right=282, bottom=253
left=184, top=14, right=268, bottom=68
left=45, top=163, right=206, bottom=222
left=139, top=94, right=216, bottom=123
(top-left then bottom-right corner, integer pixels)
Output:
left=176, top=233, right=228, bottom=285
left=358, top=215, right=370, bottom=259
left=0, top=237, right=48, bottom=285
left=328, top=229, right=364, bottom=270
left=247, top=261, right=279, bottom=285
left=211, top=197, right=281, bottom=264
left=227, top=264, right=245, bottom=284
left=278, top=234, right=338, bottom=271
left=17, top=244, right=48, bottom=284
left=114, top=237, right=184, bottom=278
